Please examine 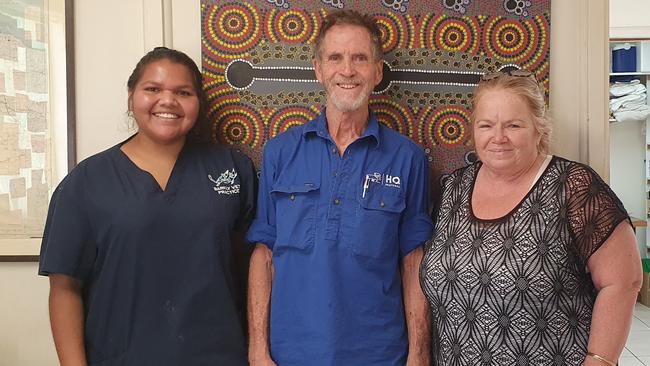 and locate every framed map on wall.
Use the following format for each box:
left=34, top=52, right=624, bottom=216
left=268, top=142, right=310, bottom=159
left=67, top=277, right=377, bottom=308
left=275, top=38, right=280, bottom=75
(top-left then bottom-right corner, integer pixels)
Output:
left=0, top=0, right=75, bottom=261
